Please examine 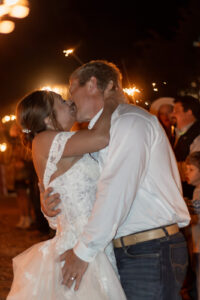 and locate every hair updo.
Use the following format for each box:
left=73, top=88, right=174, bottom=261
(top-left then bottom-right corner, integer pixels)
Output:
left=16, top=90, right=61, bottom=150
